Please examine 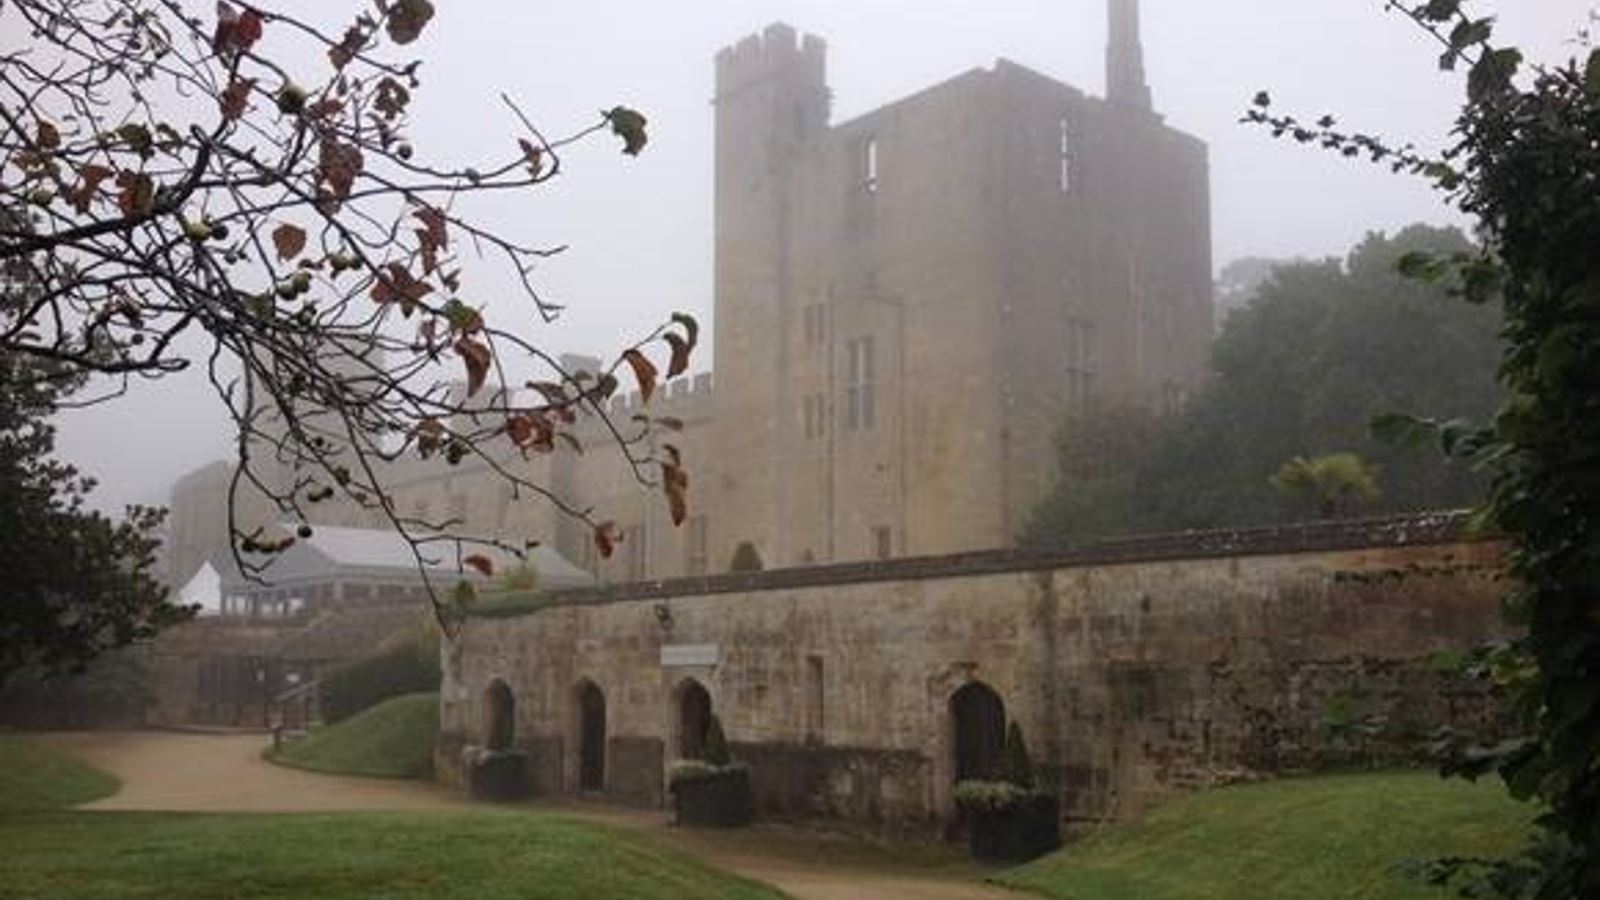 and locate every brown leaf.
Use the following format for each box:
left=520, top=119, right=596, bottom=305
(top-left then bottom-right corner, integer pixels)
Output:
left=35, top=120, right=60, bottom=151
left=114, top=171, right=155, bottom=217
left=317, top=138, right=363, bottom=211
left=517, top=138, right=544, bottom=177
left=664, top=332, right=691, bottom=378
left=69, top=164, right=114, bottom=214
left=329, top=26, right=364, bottom=70
left=272, top=223, right=307, bottom=261
left=455, top=337, right=492, bottom=397
left=621, top=348, right=658, bottom=404
left=413, top=205, right=447, bottom=273
left=220, top=76, right=255, bottom=122
left=386, top=0, right=435, bottom=45
left=661, top=461, right=688, bottom=526
left=463, top=553, right=494, bottom=578
left=369, top=262, right=431, bottom=315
